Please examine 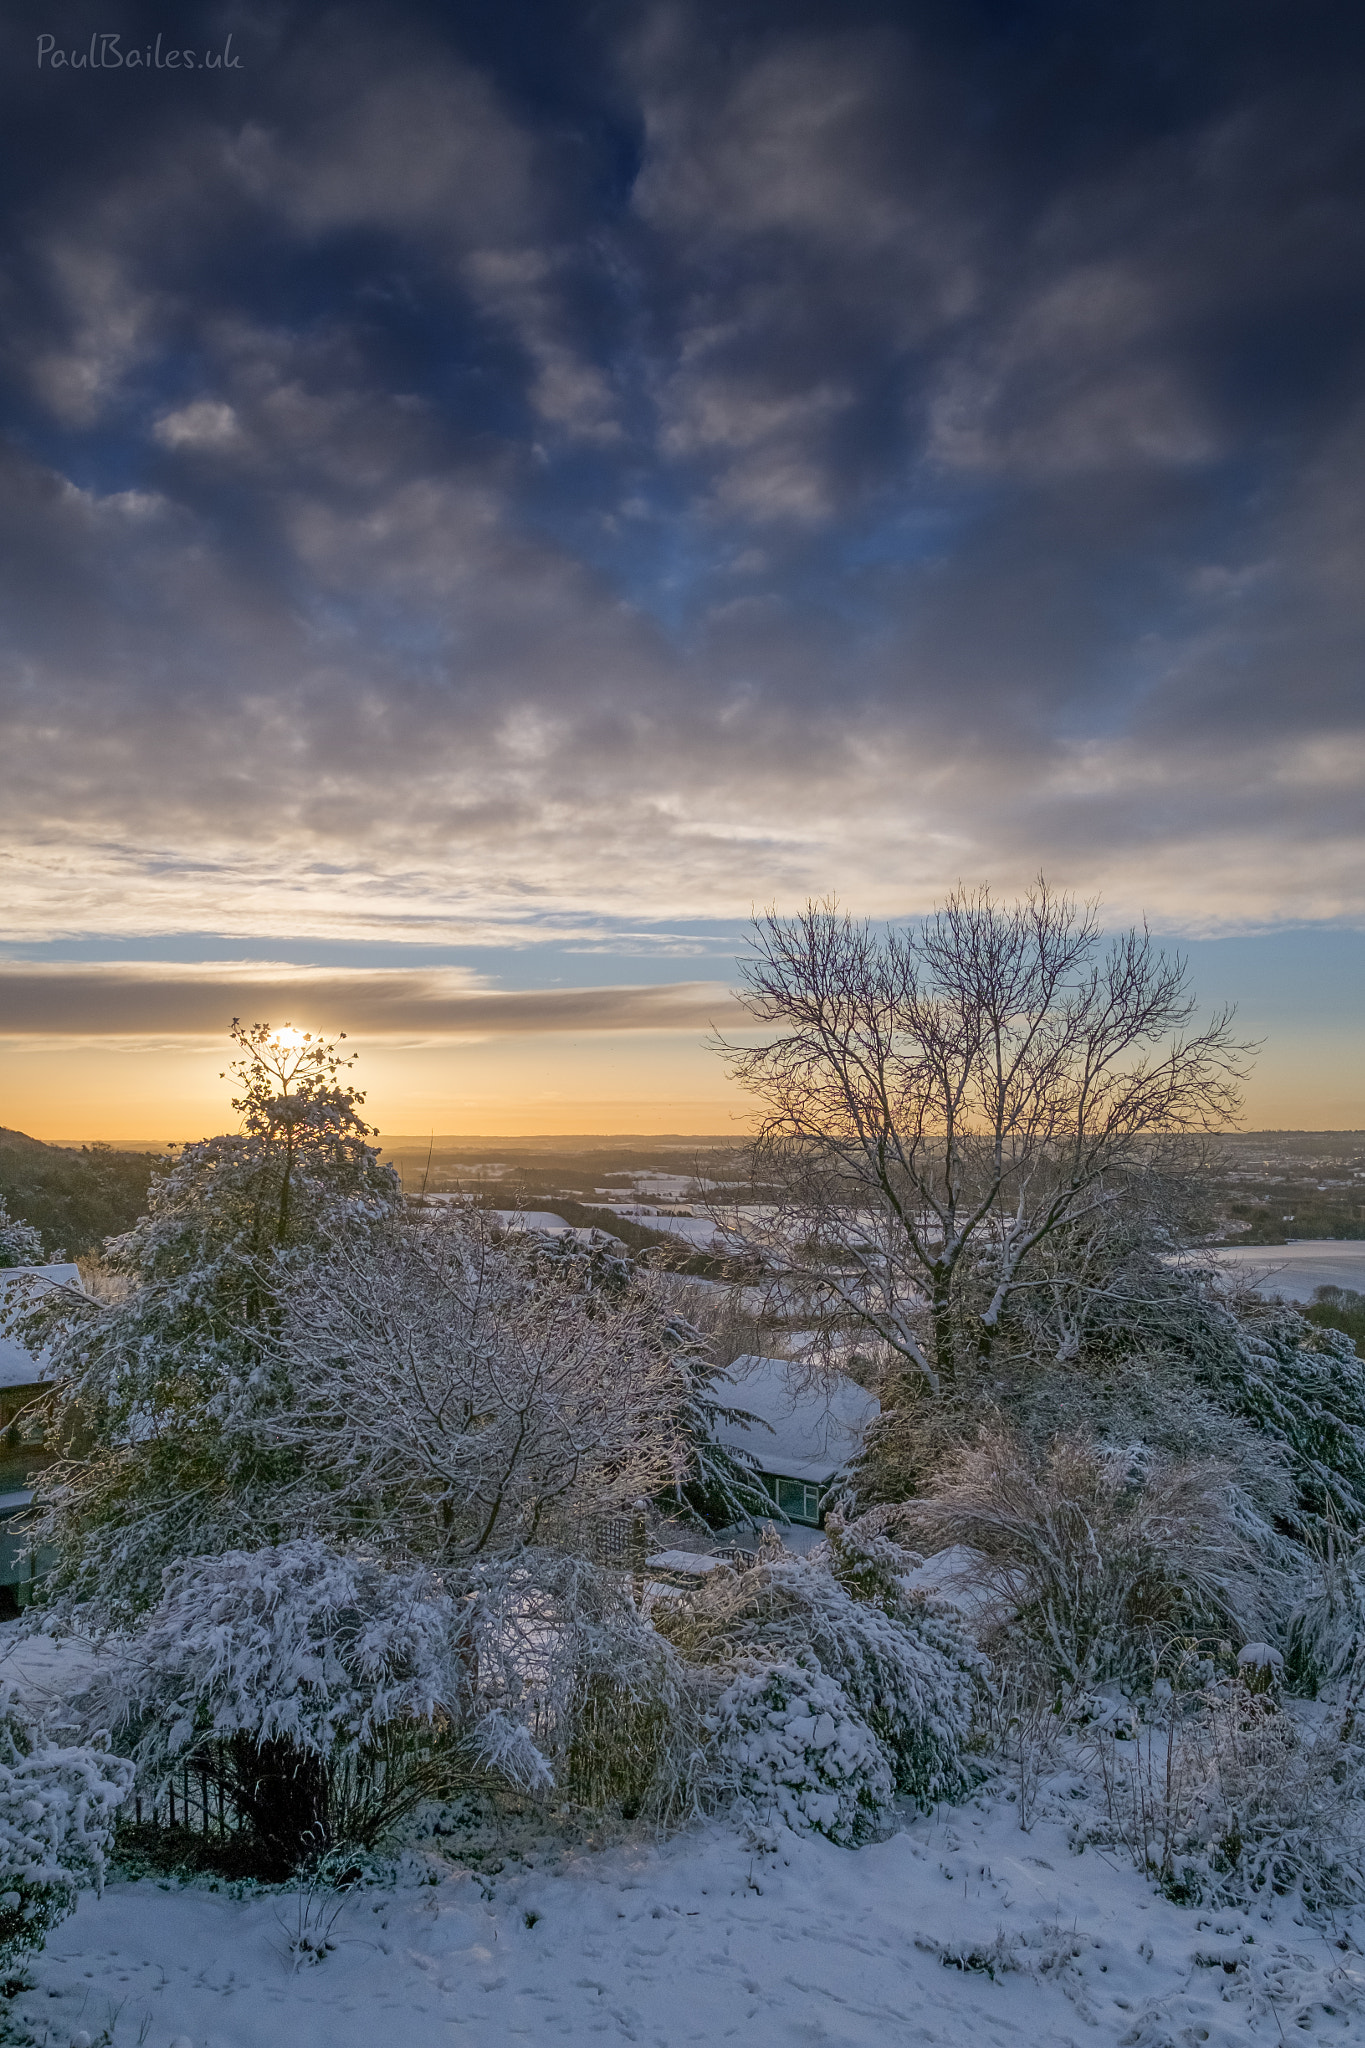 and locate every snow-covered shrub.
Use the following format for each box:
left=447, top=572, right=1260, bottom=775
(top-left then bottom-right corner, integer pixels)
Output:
left=712, top=1662, right=894, bottom=1844
left=652, top=1537, right=979, bottom=1805
left=459, top=1547, right=698, bottom=1822
left=1218, top=1302, right=1365, bottom=1534
left=1084, top=1685, right=1365, bottom=1915
left=0, top=1199, right=44, bottom=1269
left=93, top=1538, right=479, bottom=1762
left=1287, top=1529, right=1365, bottom=1699
left=0, top=1684, right=131, bottom=1969
left=80, top=1538, right=525, bottom=1871
left=902, top=1428, right=1263, bottom=1688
